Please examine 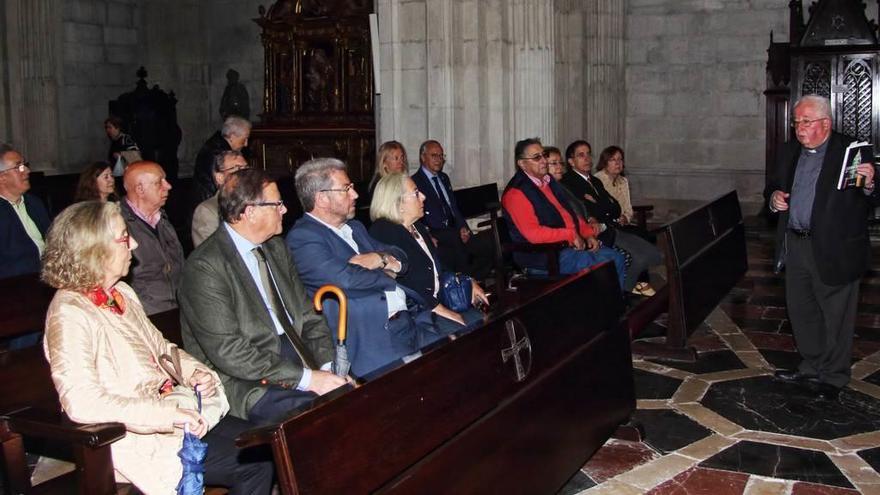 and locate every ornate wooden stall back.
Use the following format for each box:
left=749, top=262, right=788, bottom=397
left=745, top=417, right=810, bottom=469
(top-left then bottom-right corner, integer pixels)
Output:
left=251, top=0, right=375, bottom=183
left=766, top=0, right=880, bottom=179
left=109, top=67, right=183, bottom=180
